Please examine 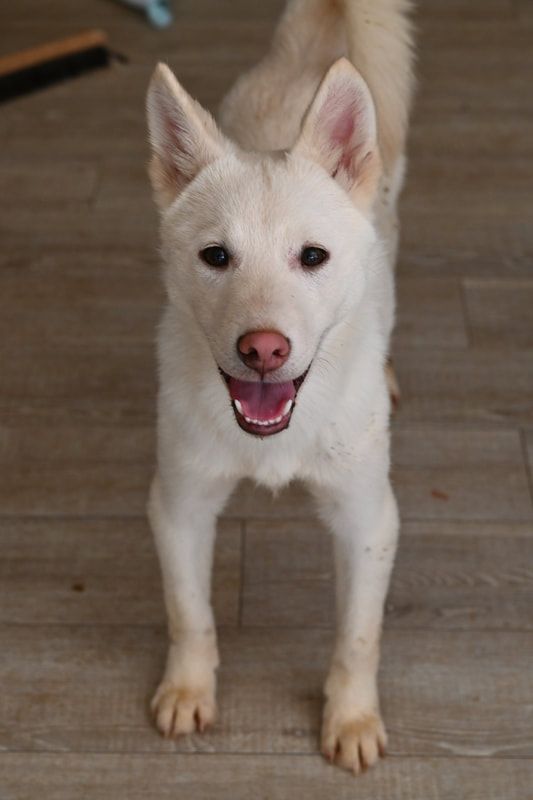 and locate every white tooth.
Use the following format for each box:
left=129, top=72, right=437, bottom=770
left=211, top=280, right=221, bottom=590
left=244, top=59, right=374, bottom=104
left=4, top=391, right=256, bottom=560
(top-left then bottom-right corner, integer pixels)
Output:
left=282, top=399, right=293, bottom=417
left=242, top=415, right=284, bottom=427
left=234, top=399, right=243, bottom=415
